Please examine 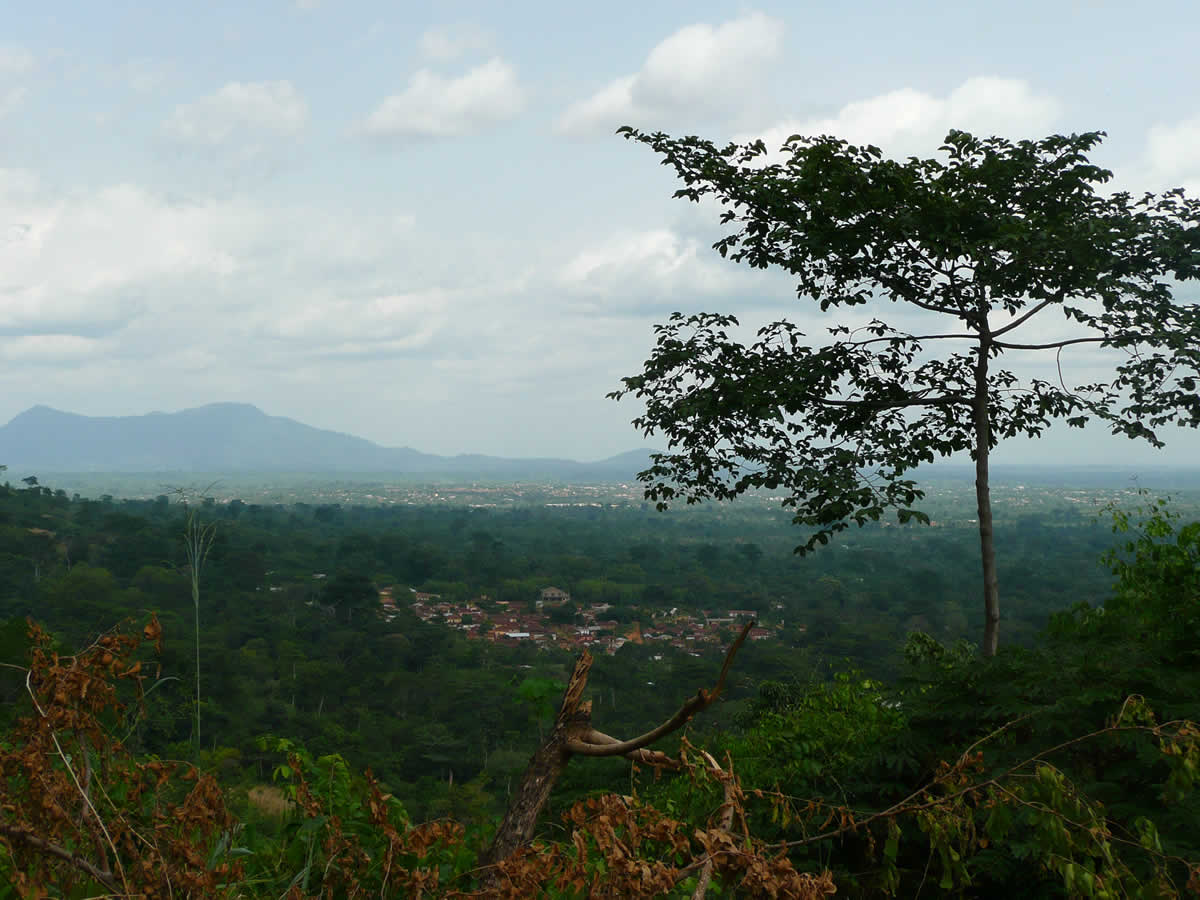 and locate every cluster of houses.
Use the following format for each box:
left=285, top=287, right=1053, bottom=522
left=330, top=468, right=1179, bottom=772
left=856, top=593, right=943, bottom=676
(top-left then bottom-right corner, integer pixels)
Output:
left=379, top=585, right=779, bottom=655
